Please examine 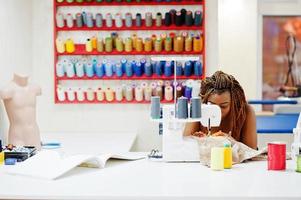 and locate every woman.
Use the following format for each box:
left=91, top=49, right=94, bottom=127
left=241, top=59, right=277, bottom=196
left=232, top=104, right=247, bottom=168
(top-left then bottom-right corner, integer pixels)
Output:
left=184, top=71, right=257, bottom=149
